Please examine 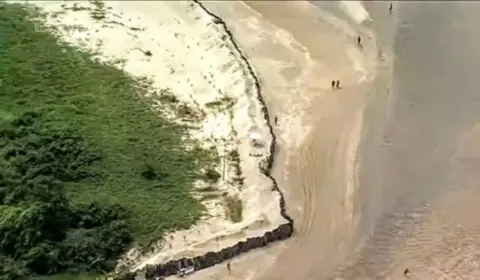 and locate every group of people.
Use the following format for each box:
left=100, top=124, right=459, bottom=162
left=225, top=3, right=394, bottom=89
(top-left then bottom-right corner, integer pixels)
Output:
left=234, top=2, right=398, bottom=275
left=334, top=2, right=394, bottom=92
left=331, top=80, right=341, bottom=90
left=223, top=4, right=410, bottom=280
